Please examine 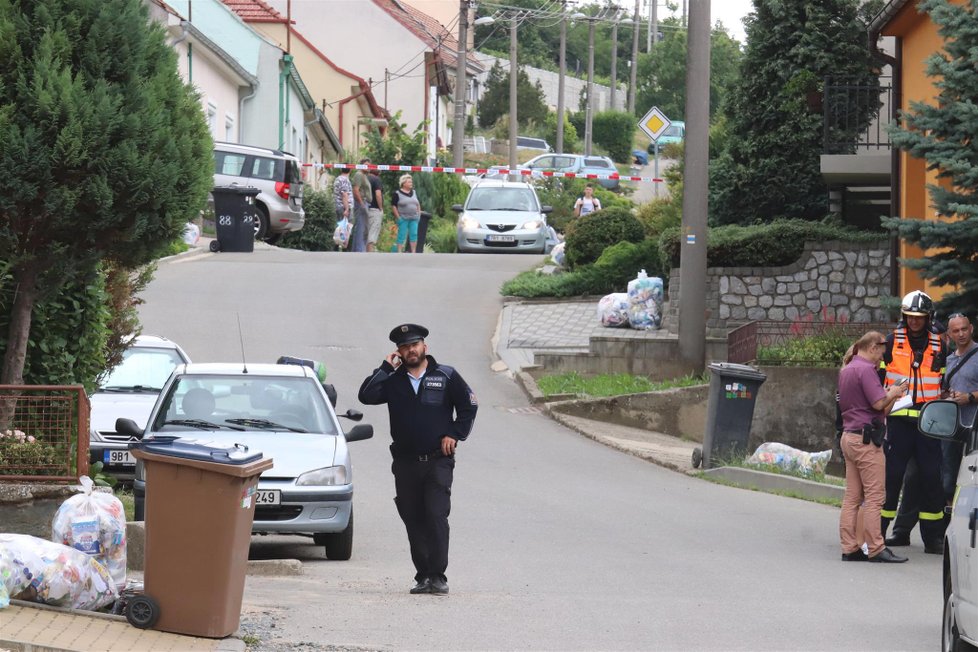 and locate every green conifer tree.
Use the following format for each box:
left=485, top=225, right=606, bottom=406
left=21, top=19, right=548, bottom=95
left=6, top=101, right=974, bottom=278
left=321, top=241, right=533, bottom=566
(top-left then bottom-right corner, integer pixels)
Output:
left=884, top=0, right=978, bottom=314
left=0, top=0, right=213, bottom=384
